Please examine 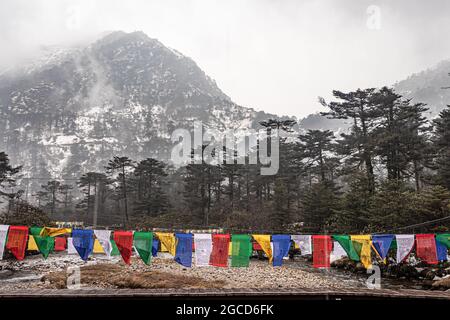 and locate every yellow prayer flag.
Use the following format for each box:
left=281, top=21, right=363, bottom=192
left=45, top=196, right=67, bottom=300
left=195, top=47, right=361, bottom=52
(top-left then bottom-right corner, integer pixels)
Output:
left=27, top=235, right=39, bottom=251
left=155, top=232, right=176, bottom=256
left=41, top=227, right=72, bottom=237
left=93, top=239, right=105, bottom=254
left=351, top=235, right=372, bottom=269
left=252, top=234, right=272, bottom=263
